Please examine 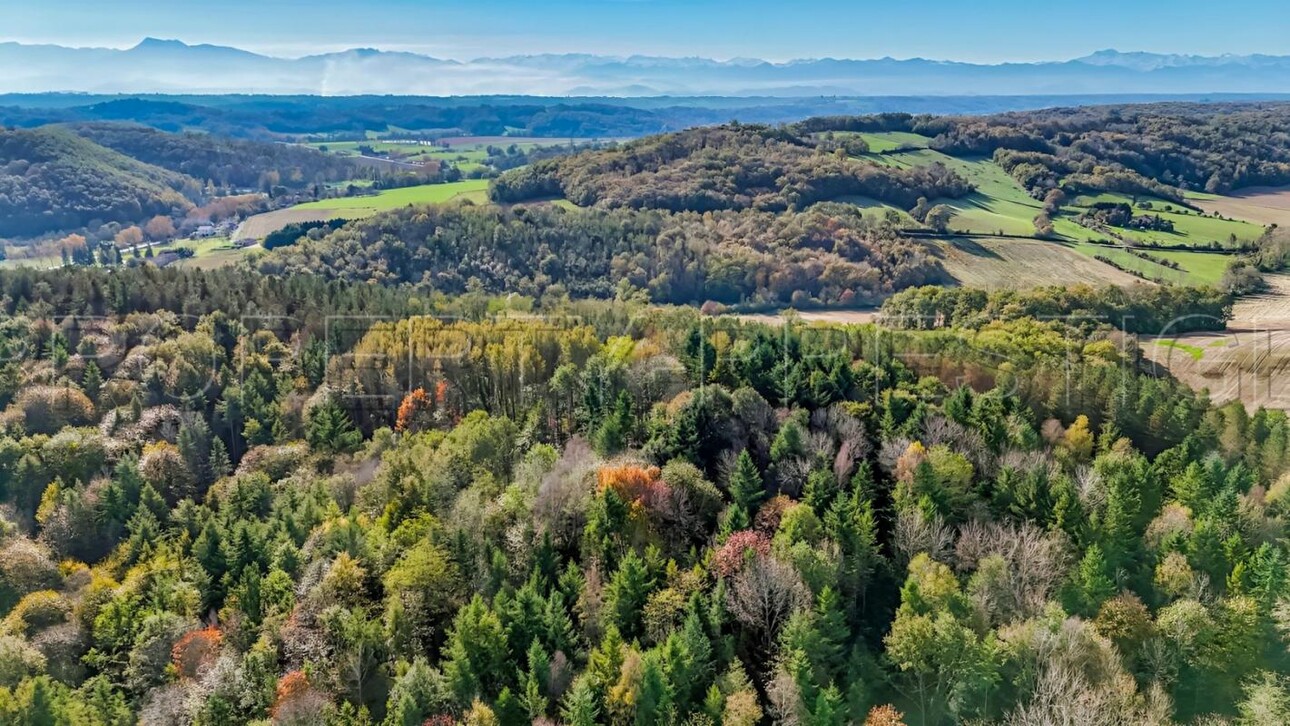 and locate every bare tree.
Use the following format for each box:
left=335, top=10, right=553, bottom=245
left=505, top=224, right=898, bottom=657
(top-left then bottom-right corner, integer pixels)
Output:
left=727, top=555, right=809, bottom=652
left=892, top=509, right=955, bottom=570
left=534, top=437, right=600, bottom=548
left=956, top=520, right=1072, bottom=621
